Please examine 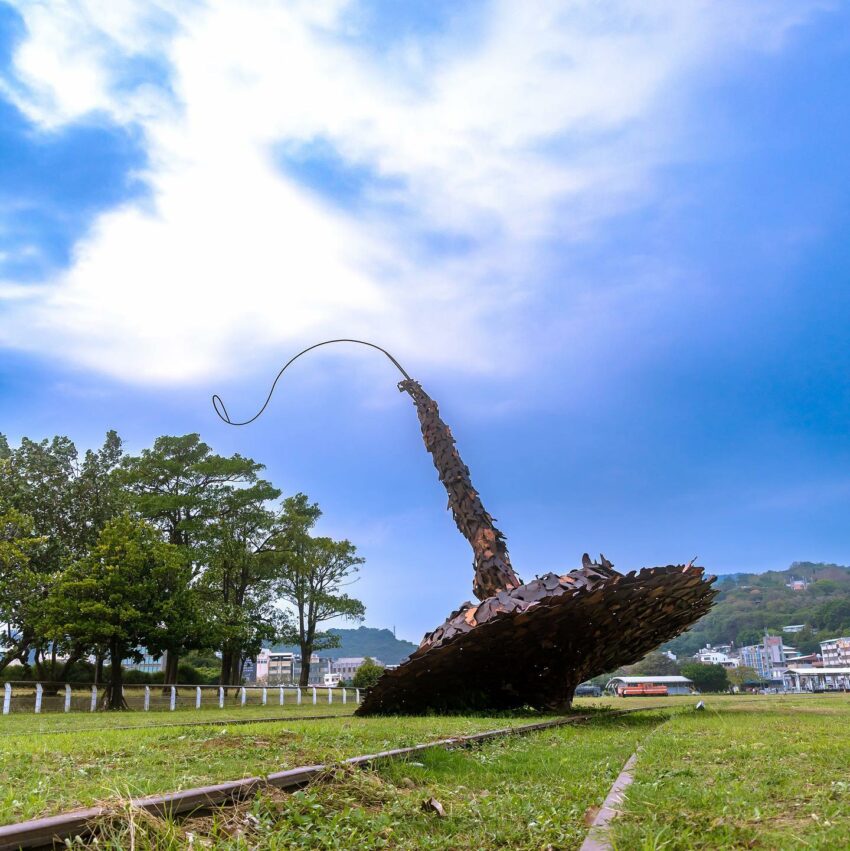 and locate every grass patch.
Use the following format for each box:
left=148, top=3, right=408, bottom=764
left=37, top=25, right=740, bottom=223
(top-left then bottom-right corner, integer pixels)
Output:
left=89, top=712, right=669, bottom=849
left=0, top=709, right=584, bottom=824
left=610, top=695, right=850, bottom=850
